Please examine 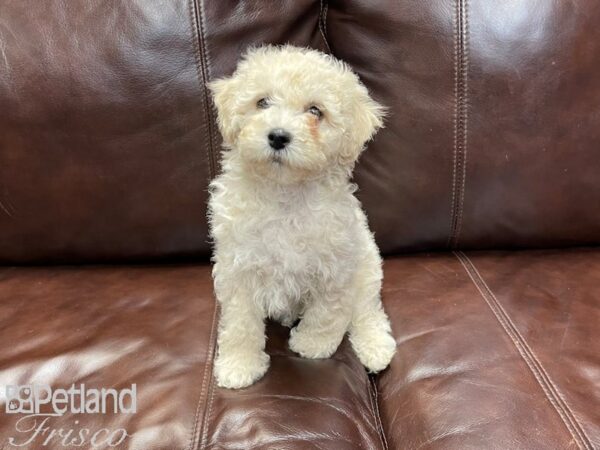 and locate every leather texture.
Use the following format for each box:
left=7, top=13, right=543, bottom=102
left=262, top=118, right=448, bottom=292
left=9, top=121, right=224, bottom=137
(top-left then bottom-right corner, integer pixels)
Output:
left=0, top=265, right=218, bottom=449
left=0, top=0, right=323, bottom=264
left=1, top=1, right=599, bottom=449
left=0, top=264, right=384, bottom=450
left=0, top=251, right=597, bottom=449
left=2, top=0, right=599, bottom=263
left=379, top=249, right=600, bottom=450
left=328, top=0, right=600, bottom=253
left=203, top=324, right=385, bottom=449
